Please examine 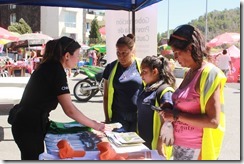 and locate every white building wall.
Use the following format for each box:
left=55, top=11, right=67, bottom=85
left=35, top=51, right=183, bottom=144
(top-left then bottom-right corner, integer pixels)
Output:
left=40, top=7, right=105, bottom=45
left=40, top=6, right=60, bottom=39
left=40, top=7, right=84, bottom=44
